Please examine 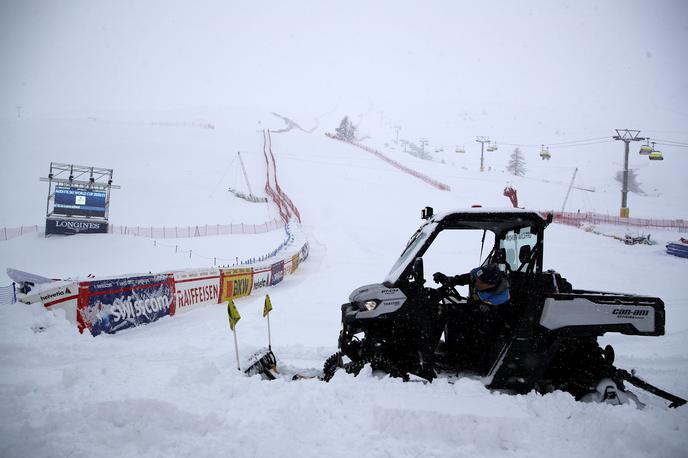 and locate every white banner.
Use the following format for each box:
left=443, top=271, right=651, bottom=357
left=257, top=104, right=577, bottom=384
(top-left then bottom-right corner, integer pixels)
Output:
left=252, top=266, right=271, bottom=291
left=19, top=281, right=79, bottom=324
left=172, top=268, right=221, bottom=314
